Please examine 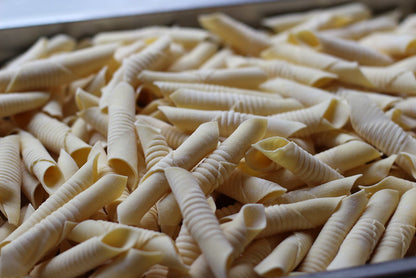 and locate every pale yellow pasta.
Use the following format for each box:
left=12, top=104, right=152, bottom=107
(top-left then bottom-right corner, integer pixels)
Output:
left=57, top=149, right=79, bottom=181
left=144, top=265, right=169, bottom=278
left=371, top=187, right=416, bottom=263
left=227, top=56, right=337, bottom=87
left=218, top=168, right=286, bottom=204
left=299, top=191, right=368, bottom=272
left=258, top=197, right=343, bottom=237
left=336, top=87, right=401, bottom=110
left=273, top=175, right=360, bottom=205
left=271, top=99, right=349, bottom=137
left=0, top=173, right=126, bottom=277
left=26, top=112, right=91, bottom=166
left=200, top=48, right=233, bottom=69
left=360, top=33, right=416, bottom=57
left=41, top=87, right=65, bottom=118
left=75, top=88, right=100, bottom=110
left=164, top=167, right=233, bottom=278
left=390, top=53, right=416, bottom=72
left=169, top=89, right=303, bottom=115
left=45, top=34, right=76, bottom=57
left=100, top=66, right=123, bottom=112
left=117, top=121, right=219, bottom=226
left=114, top=39, right=147, bottom=62
left=31, top=227, right=138, bottom=278
left=254, top=231, right=315, bottom=277
left=261, top=43, right=372, bottom=87
left=0, top=135, right=21, bottom=226
left=394, top=97, right=416, bottom=117
left=360, top=176, right=416, bottom=197
left=159, top=106, right=305, bottom=138
left=5, top=37, right=48, bottom=69
left=175, top=224, right=201, bottom=267
left=21, top=162, right=47, bottom=209
left=85, top=66, right=108, bottom=96
left=138, top=67, right=268, bottom=89
left=19, top=130, right=64, bottom=194
left=386, top=108, right=416, bottom=130
left=122, top=35, right=171, bottom=86
left=199, top=13, right=271, bottom=56
left=327, top=189, right=399, bottom=270
left=70, top=118, right=90, bottom=142
left=78, top=107, right=109, bottom=137
left=247, top=166, right=306, bottom=191
left=107, top=82, right=139, bottom=188
left=313, top=130, right=361, bottom=149
left=3, top=153, right=99, bottom=243
left=250, top=136, right=343, bottom=186
left=168, top=41, right=217, bottom=71
left=294, top=30, right=393, bottom=66
left=0, top=91, right=50, bottom=118
left=0, top=44, right=116, bottom=92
